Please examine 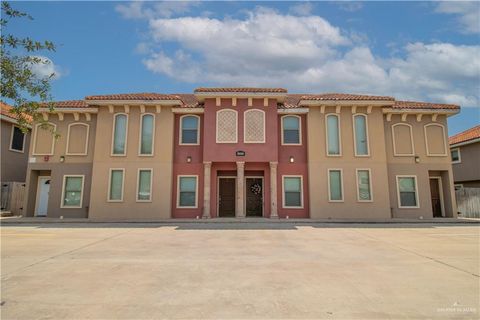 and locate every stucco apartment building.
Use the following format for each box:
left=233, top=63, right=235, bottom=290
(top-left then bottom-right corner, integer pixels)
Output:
left=449, top=125, right=480, bottom=189
left=23, top=88, right=459, bottom=219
